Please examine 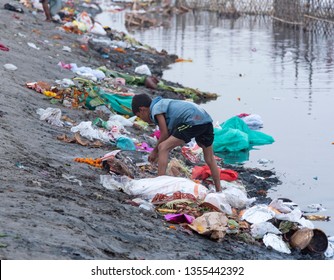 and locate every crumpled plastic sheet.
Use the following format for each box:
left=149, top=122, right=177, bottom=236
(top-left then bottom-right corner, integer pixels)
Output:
left=251, top=222, right=281, bottom=239
left=269, top=198, right=295, bottom=213
left=204, top=192, right=232, bottom=215
left=71, top=121, right=111, bottom=142
left=221, top=185, right=256, bottom=209
left=36, top=107, right=64, bottom=127
left=263, top=233, right=291, bottom=254
left=240, top=114, right=263, bottom=130
left=135, top=64, right=152, bottom=76
left=275, top=208, right=302, bottom=223
left=124, top=175, right=208, bottom=200
left=69, top=63, right=105, bottom=81
left=100, top=174, right=131, bottom=191
left=242, top=204, right=276, bottom=224
left=109, top=114, right=136, bottom=127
